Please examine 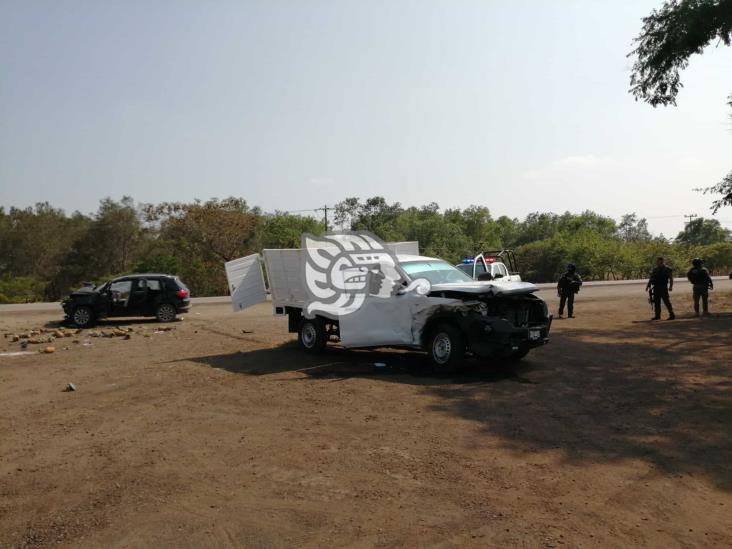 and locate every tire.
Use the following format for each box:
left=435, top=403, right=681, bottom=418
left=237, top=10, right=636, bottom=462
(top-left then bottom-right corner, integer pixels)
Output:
left=427, top=323, right=466, bottom=373
left=298, top=317, right=327, bottom=352
left=156, top=303, right=177, bottom=323
left=72, top=305, right=94, bottom=328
